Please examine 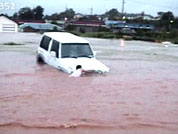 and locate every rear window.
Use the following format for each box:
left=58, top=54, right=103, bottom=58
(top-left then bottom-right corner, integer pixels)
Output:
left=40, top=36, right=51, bottom=51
